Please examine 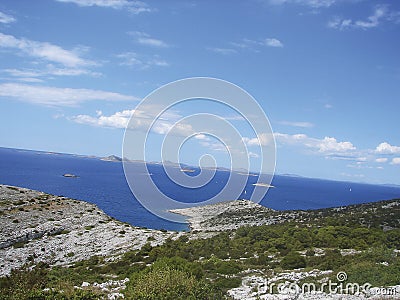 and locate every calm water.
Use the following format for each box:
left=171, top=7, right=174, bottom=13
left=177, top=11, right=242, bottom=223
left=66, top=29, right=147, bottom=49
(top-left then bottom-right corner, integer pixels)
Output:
left=1, top=147, right=399, bottom=231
